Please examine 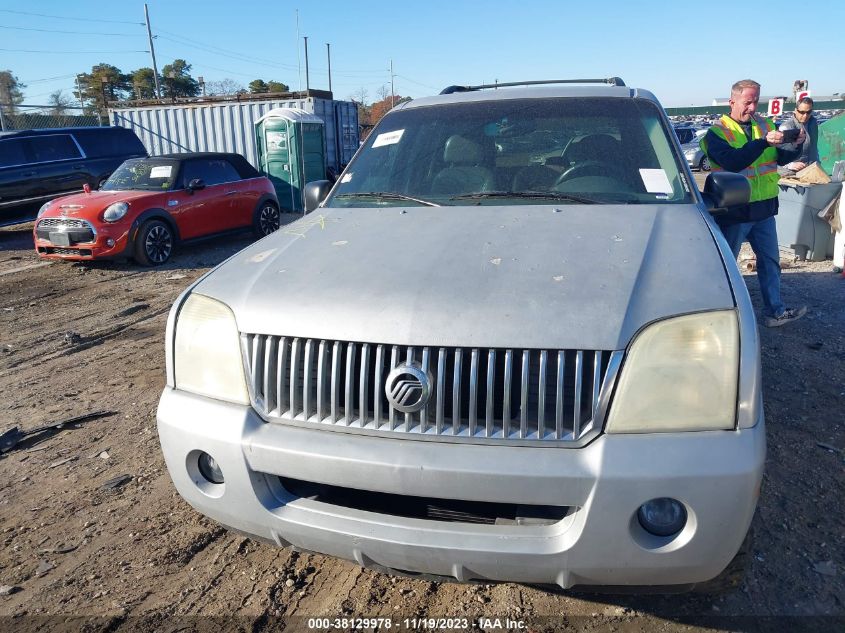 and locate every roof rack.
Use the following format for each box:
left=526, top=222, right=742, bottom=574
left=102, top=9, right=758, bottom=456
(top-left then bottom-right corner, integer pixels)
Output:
left=439, top=78, right=626, bottom=95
